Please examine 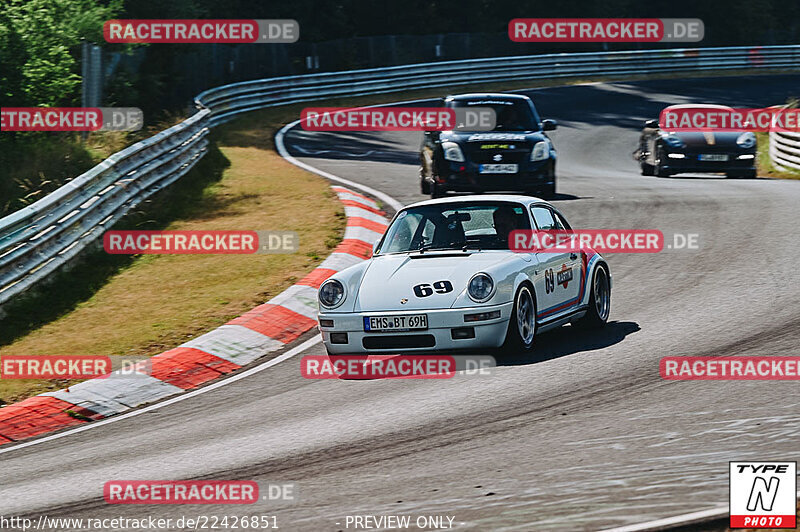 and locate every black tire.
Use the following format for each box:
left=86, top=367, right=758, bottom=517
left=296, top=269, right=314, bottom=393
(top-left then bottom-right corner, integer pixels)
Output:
left=726, top=169, right=757, bottom=179
left=431, top=182, right=446, bottom=198
left=654, top=146, right=669, bottom=177
left=420, top=176, right=431, bottom=194
left=539, top=182, right=556, bottom=199
left=641, top=162, right=655, bottom=176
left=501, top=283, right=537, bottom=355
left=575, top=263, right=611, bottom=329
